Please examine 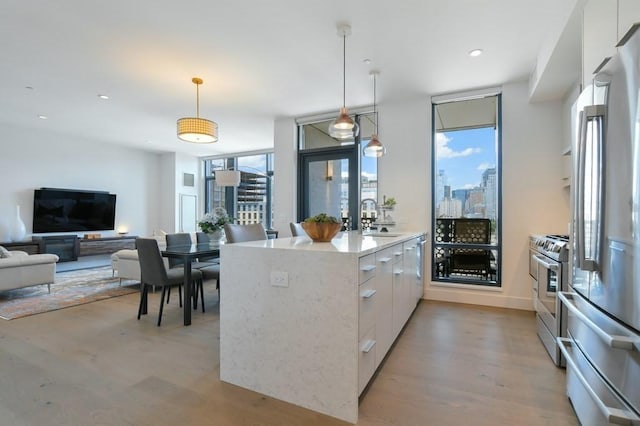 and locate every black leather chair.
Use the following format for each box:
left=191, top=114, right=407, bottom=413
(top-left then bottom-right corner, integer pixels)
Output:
left=136, top=238, right=204, bottom=326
